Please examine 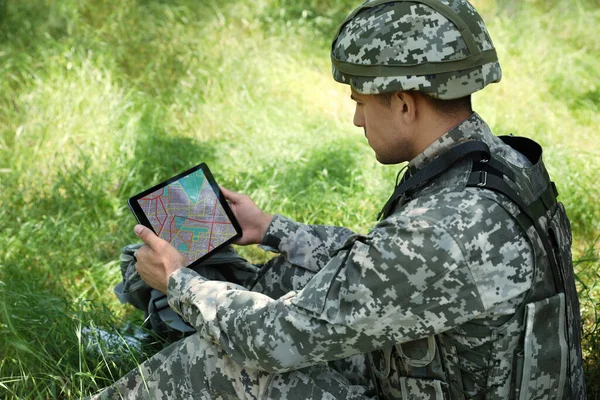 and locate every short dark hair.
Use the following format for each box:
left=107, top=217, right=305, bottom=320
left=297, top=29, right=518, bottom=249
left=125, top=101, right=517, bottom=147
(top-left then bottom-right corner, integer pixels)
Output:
left=376, top=91, right=472, bottom=116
